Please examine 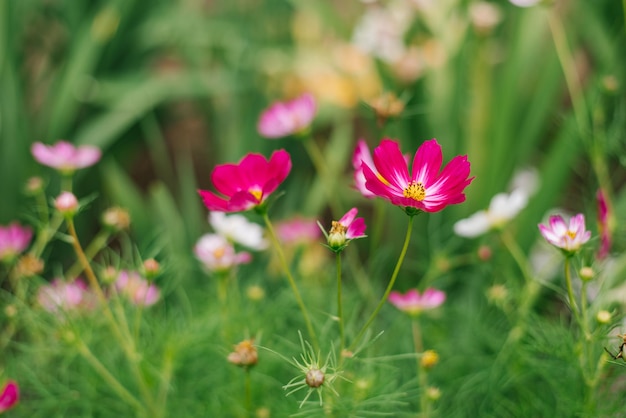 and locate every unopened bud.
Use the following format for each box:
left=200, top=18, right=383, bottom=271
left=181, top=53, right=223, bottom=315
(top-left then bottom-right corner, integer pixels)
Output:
left=25, top=176, right=44, bottom=195
left=143, top=258, right=160, bottom=279
left=305, top=368, right=325, bottom=388
left=14, top=254, right=44, bottom=278
left=420, top=350, right=439, bottom=369
left=596, top=310, right=611, bottom=324
left=227, top=339, right=258, bottom=368
left=478, top=245, right=492, bottom=261
left=426, top=386, right=442, bottom=401
left=101, top=266, right=119, bottom=285
left=579, top=267, right=594, bottom=282
left=102, top=207, right=131, bottom=231
left=55, top=192, right=78, bottom=217
left=246, top=285, right=265, bottom=301
left=486, top=284, right=508, bottom=305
